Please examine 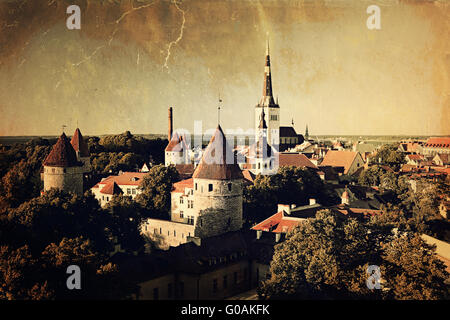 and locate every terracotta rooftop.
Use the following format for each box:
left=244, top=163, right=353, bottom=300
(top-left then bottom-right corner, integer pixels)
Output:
left=43, top=133, right=80, bottom=167
left=70, top=128, right=90, bottom=157
left=172, top=178, right=194, bottom=193
left=320, top=150, right=359, bottom=174
left=100, top=181, right=123, bottom=195
left=93, top=172, right=148, bottom=188
left=278, top=153, right=318, bottom=169
left=192, top=125, right=243, bottom=180
left=424, top=137, right=450, bottom=148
